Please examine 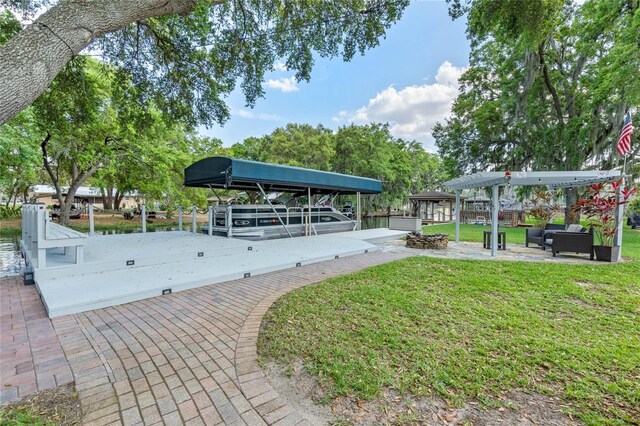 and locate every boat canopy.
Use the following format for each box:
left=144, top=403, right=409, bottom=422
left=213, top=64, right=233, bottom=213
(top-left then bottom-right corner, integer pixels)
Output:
left=184, top=157, right=382, bottom=195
